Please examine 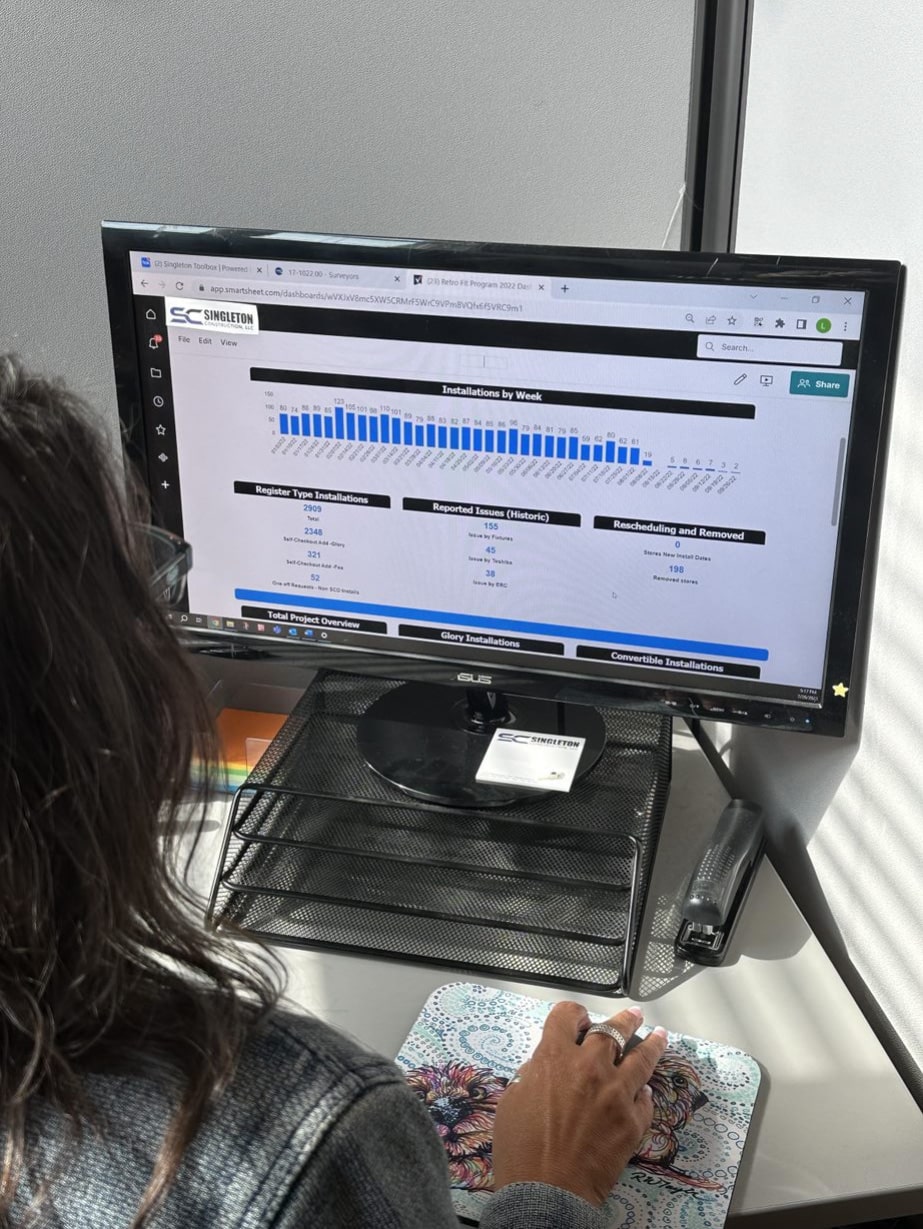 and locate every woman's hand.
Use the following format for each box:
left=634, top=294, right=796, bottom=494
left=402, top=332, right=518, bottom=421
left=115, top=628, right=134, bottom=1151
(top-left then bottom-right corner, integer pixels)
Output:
left=490, top=1002, right=668, bottom=1207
